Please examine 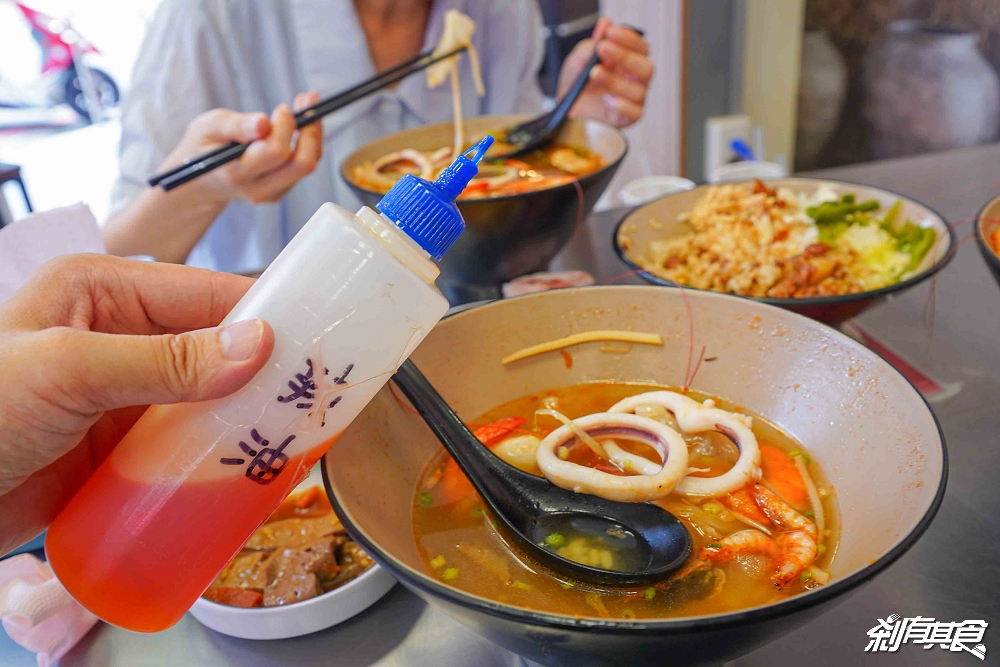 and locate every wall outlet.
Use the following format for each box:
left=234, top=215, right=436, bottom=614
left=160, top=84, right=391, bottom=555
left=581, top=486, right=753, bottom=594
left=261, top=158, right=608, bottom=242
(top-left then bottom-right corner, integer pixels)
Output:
left=704, top=114, right=752, bottom=182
